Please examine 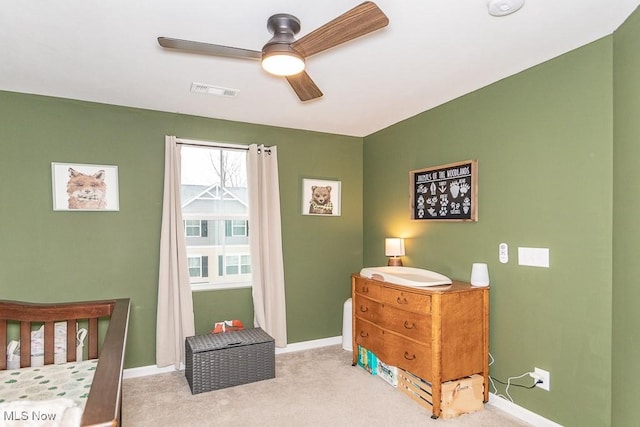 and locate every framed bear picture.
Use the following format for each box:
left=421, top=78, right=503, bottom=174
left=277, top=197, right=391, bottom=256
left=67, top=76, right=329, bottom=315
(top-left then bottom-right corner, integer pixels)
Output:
left=302, top=178, right=341, bottom=216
